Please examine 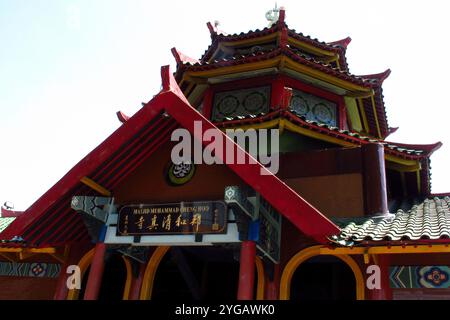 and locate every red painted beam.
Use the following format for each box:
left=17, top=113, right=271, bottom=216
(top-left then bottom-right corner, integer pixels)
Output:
left=161, top=66, right=340, bottom=242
